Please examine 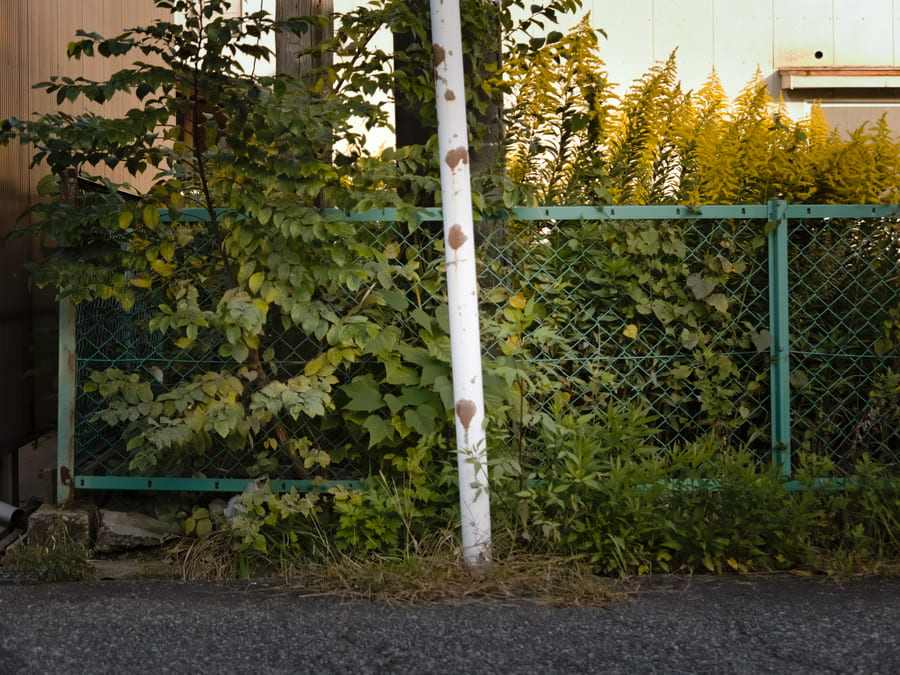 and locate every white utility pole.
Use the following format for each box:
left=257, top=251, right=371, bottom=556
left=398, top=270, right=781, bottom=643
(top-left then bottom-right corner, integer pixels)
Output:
left=428, top=0, right=492, bottom=569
